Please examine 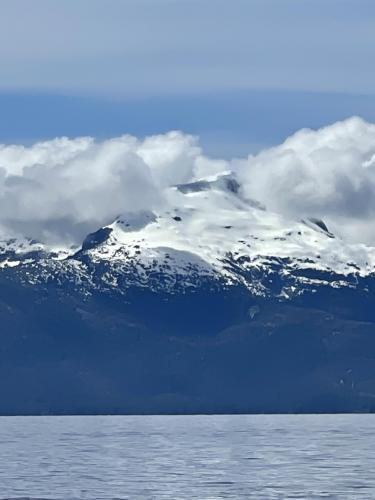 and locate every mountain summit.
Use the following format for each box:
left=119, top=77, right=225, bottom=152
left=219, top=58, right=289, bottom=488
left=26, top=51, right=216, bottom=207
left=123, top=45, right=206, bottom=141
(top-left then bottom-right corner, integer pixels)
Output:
left=3, top=172, right=375, bottom=294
